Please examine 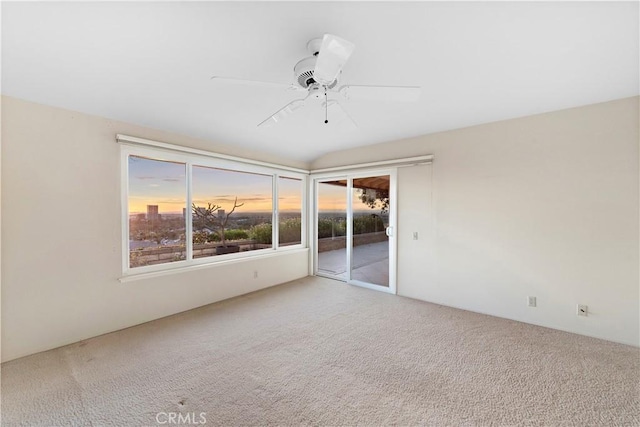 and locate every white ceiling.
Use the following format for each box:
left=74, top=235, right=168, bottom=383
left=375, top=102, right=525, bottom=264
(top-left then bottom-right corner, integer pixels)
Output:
left=2, top=2, right=638, bottom=163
